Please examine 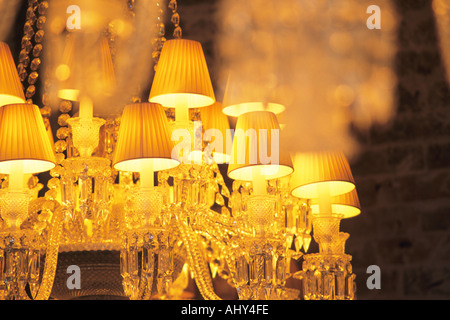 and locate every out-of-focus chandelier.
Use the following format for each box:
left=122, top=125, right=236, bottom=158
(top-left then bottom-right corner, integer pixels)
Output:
left=0, top=0, right=403, bottom=301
